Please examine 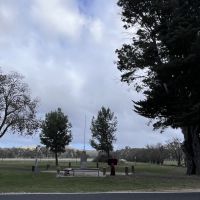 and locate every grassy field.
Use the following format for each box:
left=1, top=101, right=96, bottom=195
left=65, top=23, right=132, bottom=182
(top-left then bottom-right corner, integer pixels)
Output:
left=0, top=159, right=200, bottom=193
